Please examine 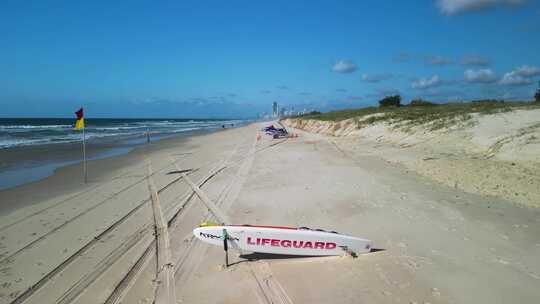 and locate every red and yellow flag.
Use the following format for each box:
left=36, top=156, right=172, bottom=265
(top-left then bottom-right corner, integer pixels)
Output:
left=75, top=107, right=85, bottom=129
